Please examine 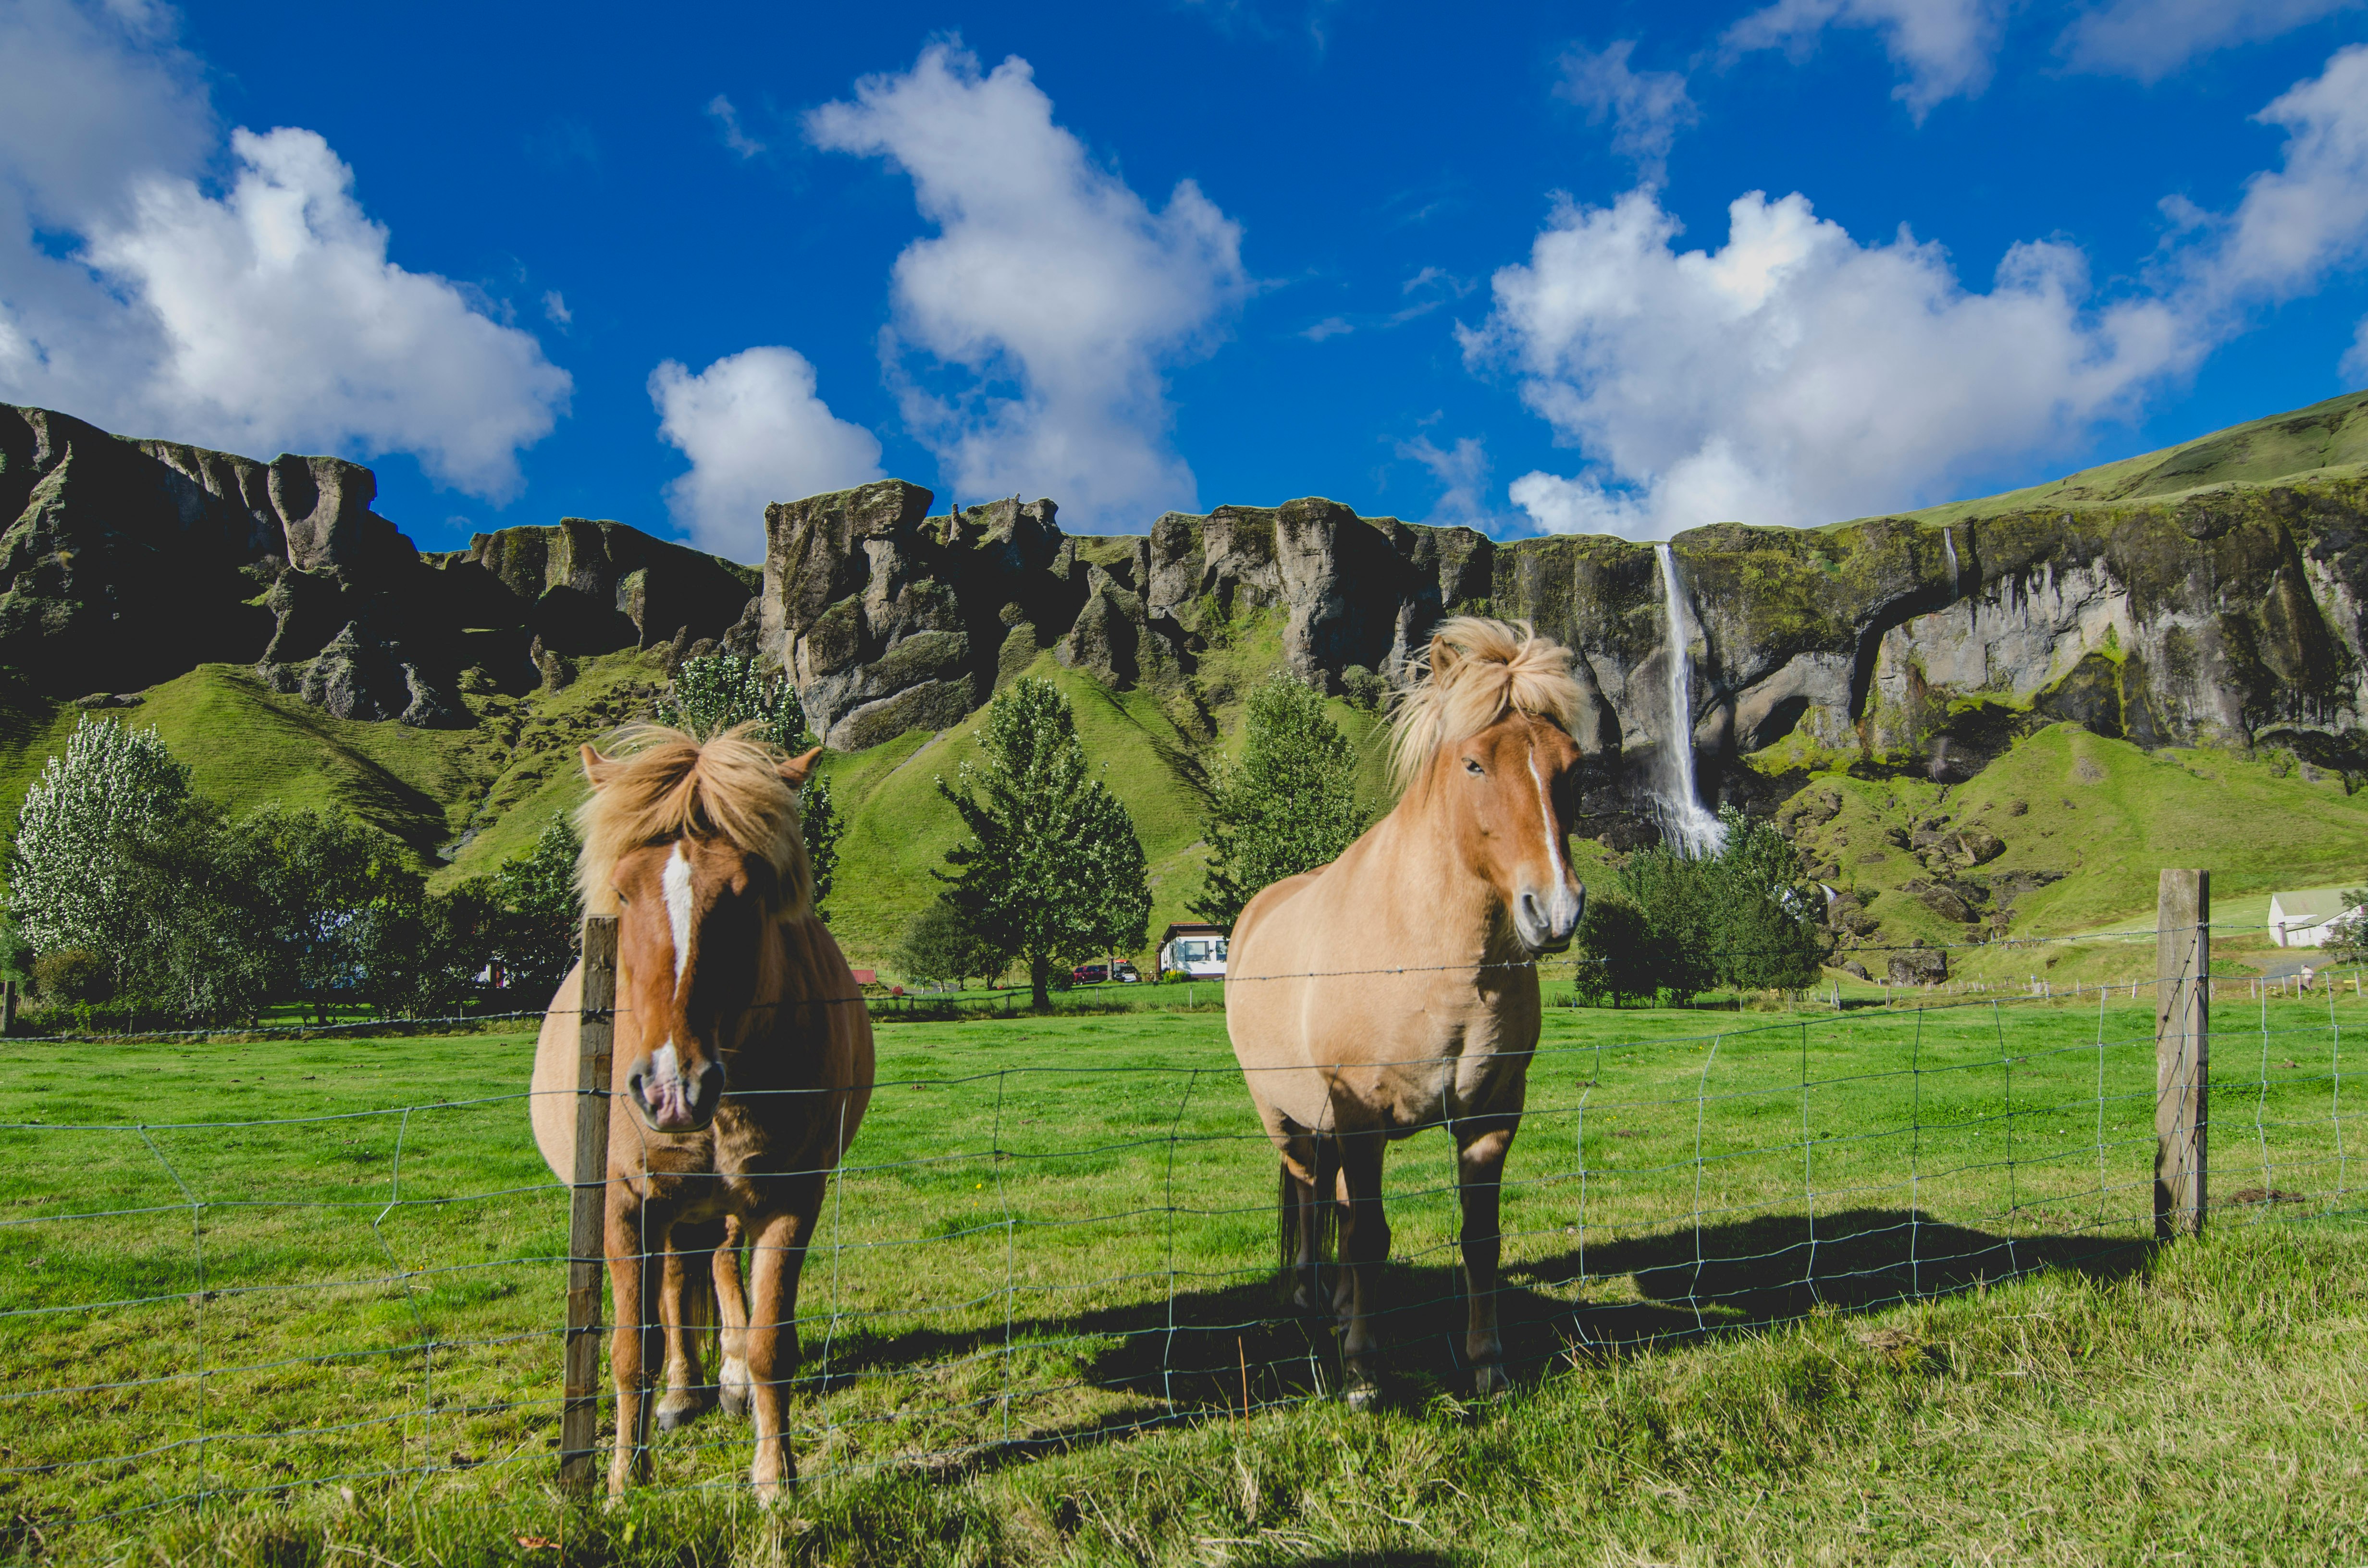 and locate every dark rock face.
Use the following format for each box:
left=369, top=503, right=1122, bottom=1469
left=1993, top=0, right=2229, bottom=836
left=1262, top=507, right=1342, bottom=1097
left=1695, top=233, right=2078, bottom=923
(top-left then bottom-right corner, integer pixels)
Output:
left=758, top=469, right=2368, bottom=830
left=0, top=402, right=760, bottom=728
left=761, top=485, right=1502, bottom=752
